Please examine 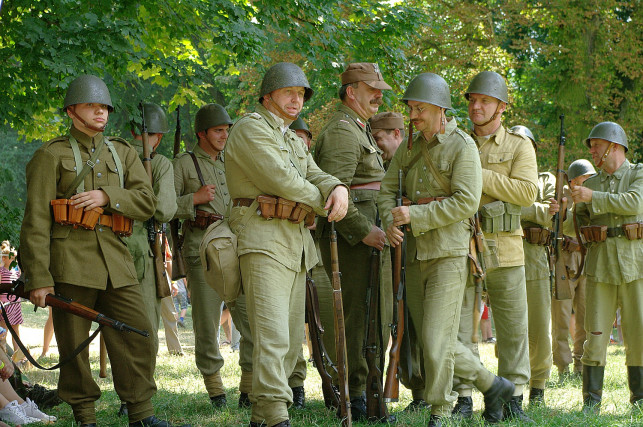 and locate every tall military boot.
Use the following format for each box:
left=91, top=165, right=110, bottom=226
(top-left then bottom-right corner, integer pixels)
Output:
left=482, top=376, right=514, bottom=423
left=582, top=365, right=604, bottom=414
left=627, top=366, right=643, bottom=407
